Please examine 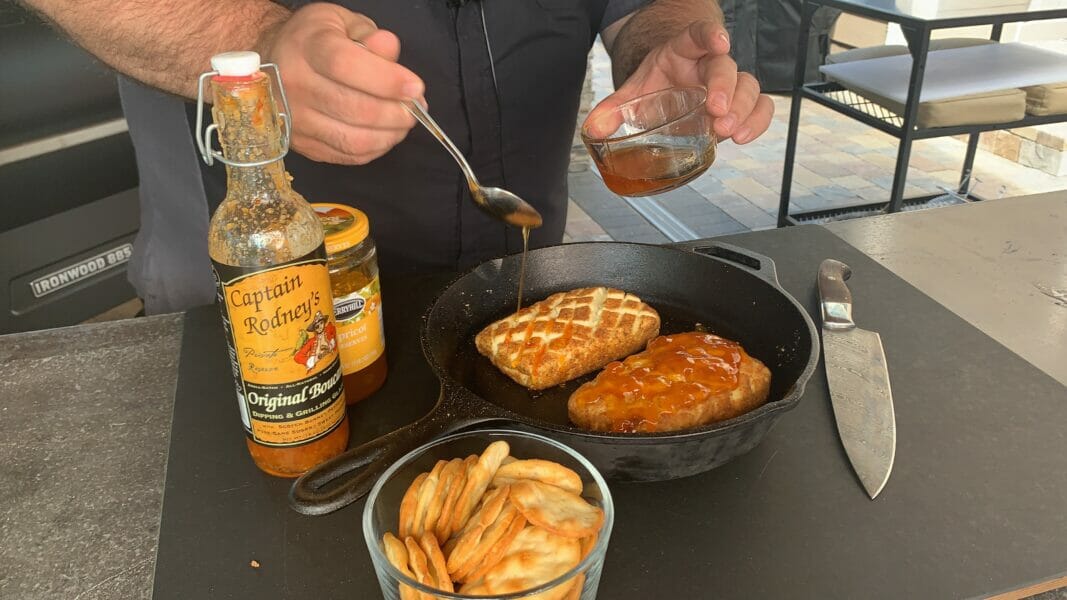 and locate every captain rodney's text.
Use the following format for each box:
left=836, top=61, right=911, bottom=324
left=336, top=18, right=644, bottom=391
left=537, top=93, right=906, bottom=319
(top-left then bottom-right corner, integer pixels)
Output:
left=230, top=273, right=322, bottom=335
